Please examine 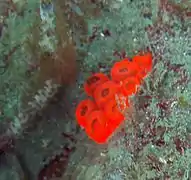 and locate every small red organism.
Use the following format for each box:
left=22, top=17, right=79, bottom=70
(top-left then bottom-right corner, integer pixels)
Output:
left=93, top=81, right=119, bottom=108
left=132, top=51, right=152, bottom=79
left=84, top=73, right=109, bottom=96
left=75, top=99, right=97, bottom=128
left=85, top=110, right=109, bottom=144
left=111, top=60, right=140, bottom=82
left=120, top=77, right=141, bottom=96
